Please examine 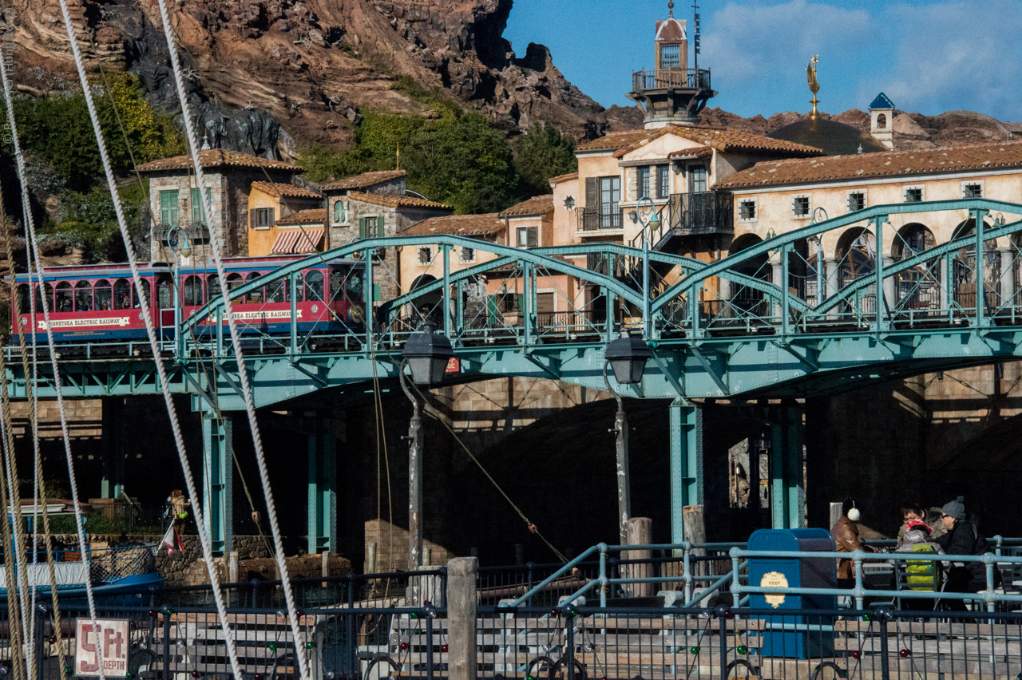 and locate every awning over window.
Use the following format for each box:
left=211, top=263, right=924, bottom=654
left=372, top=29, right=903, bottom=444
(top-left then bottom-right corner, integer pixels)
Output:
left=270, top=230, right=302, bottom=254
left=294, top=229, right=324, bottom=253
